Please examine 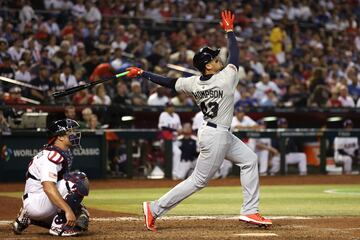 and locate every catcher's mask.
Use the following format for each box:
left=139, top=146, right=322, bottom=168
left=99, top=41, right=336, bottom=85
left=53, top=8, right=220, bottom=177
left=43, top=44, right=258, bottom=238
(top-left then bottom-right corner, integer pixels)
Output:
left=47, top=119, right=81, bottom=149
